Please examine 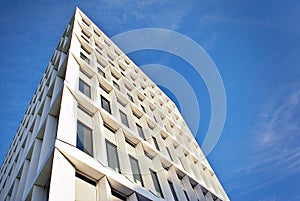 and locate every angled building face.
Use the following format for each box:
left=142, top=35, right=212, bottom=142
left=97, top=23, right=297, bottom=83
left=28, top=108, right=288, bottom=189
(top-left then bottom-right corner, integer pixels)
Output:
left=0, top=8, right=229, bottom=201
